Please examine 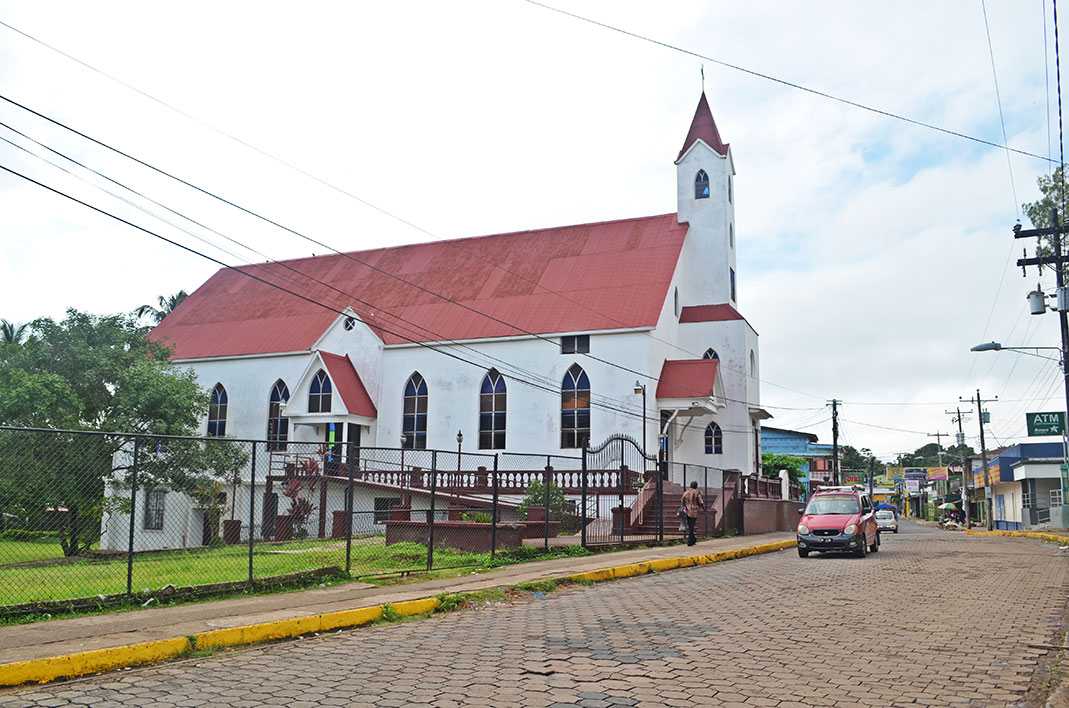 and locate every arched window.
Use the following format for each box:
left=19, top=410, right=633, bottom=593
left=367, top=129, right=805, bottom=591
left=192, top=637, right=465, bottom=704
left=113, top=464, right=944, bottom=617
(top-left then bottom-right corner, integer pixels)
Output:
left=729, top=223, right=734, bottom=248
left=695, top=169, right=710, bottom=199
left=561, top=364, right=591, bottom=449
left=207, top=383, right=227, bottom=437
left=705, top=423, right=723, bottom=455
left=750, top=350, right=757, bottom=376
left=674, top=287, right=680, bottom=317
left=402, top=373, right=428, bottom=450
left=728, top=174, right=733, bottom=203
left=703, top=348, right=719, bottom=360
left=309, top=369, right=332, bottom=413
left=267, top=380, right=290, bottom=451
left=479, top=369, right=507, bottom=450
